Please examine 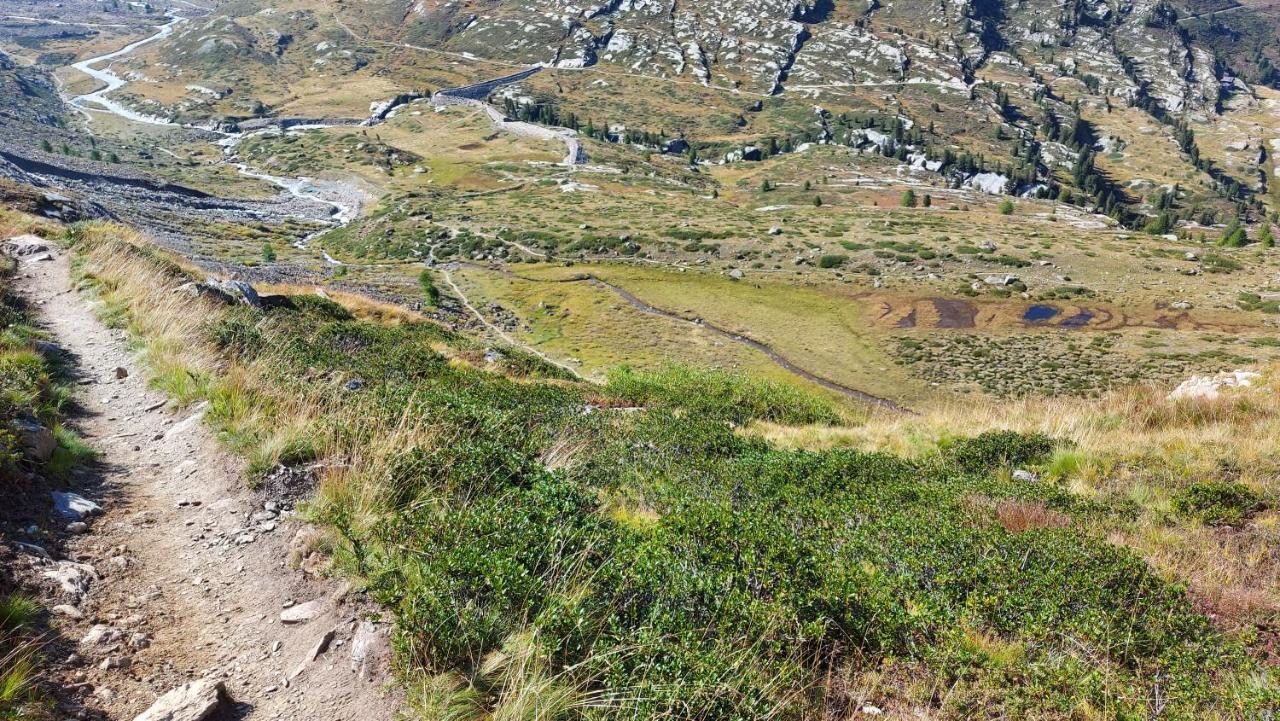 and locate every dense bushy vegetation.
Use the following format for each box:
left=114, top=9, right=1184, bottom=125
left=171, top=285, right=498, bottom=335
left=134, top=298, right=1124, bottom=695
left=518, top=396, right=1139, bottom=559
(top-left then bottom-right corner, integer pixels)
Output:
left=215, top=301, right=1268, bottom=718
left=76, top=229, right=1279, bottom=719
left=1172, top=480, right=1263, bottom=525
left=605, top=364, right=842, bottom=425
